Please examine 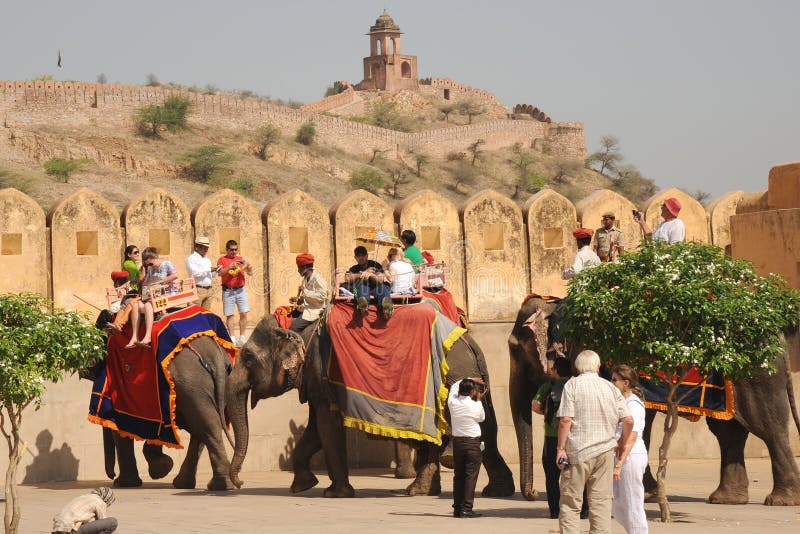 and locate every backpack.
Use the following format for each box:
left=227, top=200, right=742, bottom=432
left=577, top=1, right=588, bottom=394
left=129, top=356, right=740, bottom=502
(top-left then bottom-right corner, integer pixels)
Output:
left=543, top=380, right=565, bottom=426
